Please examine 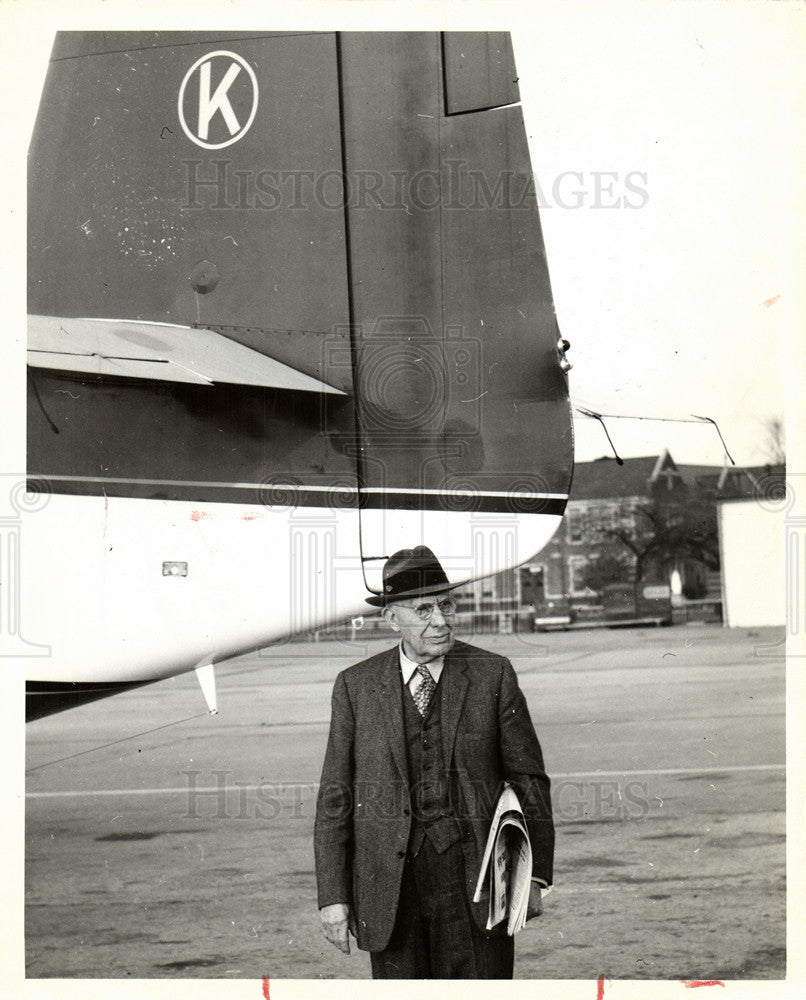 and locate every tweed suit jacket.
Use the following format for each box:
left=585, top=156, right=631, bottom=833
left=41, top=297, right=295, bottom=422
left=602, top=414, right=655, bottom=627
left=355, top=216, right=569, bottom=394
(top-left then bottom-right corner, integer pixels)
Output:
left=314, top=639, right=554, bottom=953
